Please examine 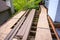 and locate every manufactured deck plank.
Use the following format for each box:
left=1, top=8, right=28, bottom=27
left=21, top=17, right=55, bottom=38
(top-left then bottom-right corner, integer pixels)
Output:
left=35, top=5, right=52, bottom=40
